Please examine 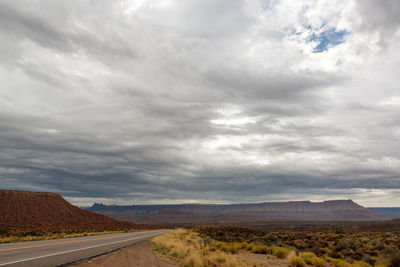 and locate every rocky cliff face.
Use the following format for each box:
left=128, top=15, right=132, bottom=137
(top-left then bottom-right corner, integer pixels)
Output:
left=0, top=190, right=143, bottom=234
left=87, top=199, right=382, bottom=225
